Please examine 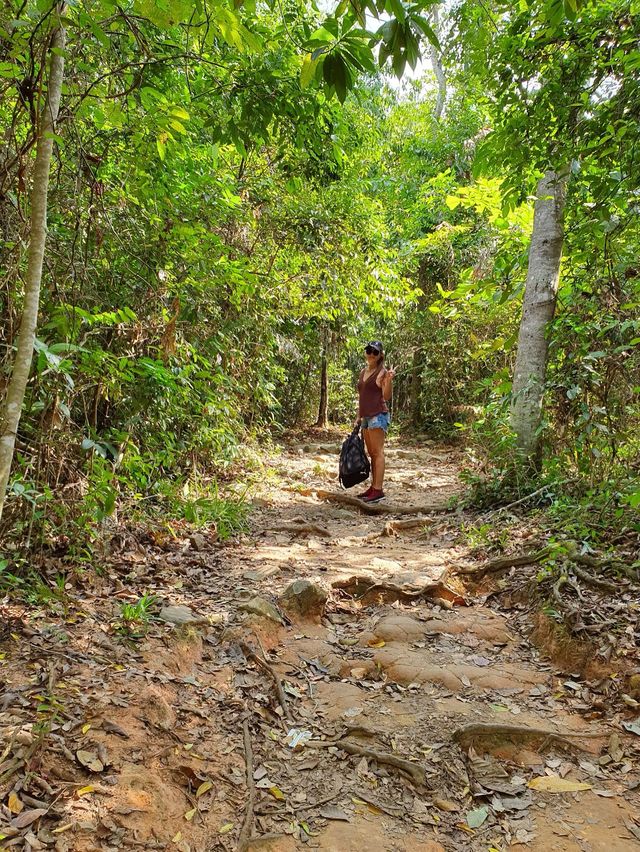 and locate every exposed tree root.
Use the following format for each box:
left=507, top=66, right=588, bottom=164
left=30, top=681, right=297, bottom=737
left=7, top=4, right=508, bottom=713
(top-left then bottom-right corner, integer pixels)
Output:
left=268, top=519, right=331, bottom=538
left=238, top=720, right=256, bottom=852
left=570, top=562, right=618, bottom=592
left=452, top=722, right=603, bottom=753
left=455, top=546, right=551, bottom=577
left=383, top=517, right=433, bottom=536
left=307, top=737, right=426, bottom=786
left=238, top=640, right=293, bottom=723
left=332, top=573, right=464, bottom=605
left=295, top=487, right=451, bottom=516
